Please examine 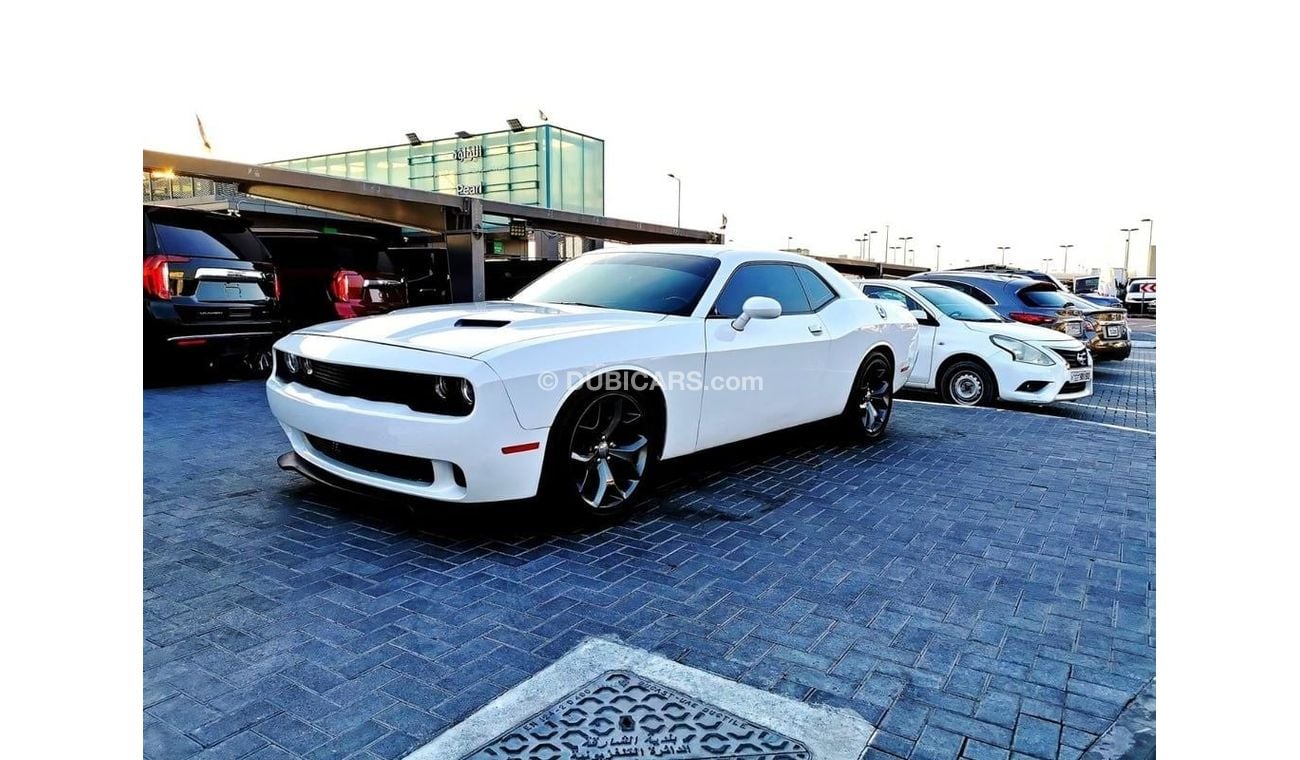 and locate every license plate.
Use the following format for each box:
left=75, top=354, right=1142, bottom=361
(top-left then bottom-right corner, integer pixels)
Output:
left=1104, top=325, right=1121, bottom=338
left=1066, top=323, right=1082, bottom=336
left=1069, top=368, right=1092, bottom=383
